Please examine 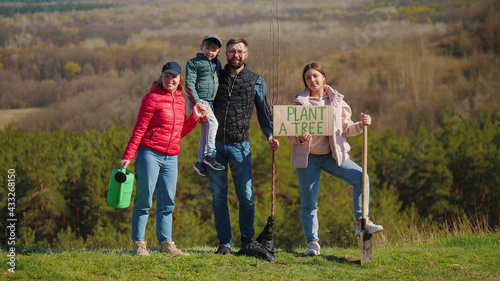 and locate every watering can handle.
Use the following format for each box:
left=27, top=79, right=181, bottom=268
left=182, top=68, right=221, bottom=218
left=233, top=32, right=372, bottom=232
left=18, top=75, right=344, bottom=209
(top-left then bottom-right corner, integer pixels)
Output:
left=117, top=164, right=126, bottom=204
